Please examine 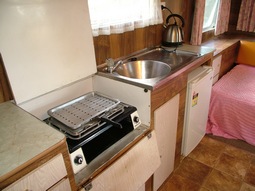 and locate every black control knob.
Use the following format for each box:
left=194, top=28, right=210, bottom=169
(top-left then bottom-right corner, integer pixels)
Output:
left=74, top=155, right=83, bottom=165
left=133, top=116, right=140, bottom=123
